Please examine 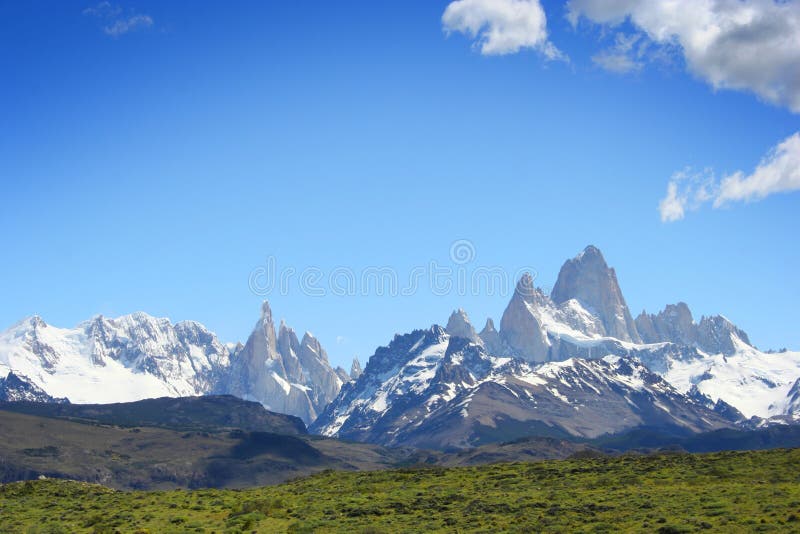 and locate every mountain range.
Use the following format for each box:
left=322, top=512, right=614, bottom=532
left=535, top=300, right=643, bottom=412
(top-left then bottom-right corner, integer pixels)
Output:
left=0, top=302, right=355, bottom=424
left=311, top=246, right=800, bottom=448
left=2, top=245, right=799, bottom=449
